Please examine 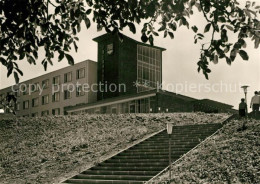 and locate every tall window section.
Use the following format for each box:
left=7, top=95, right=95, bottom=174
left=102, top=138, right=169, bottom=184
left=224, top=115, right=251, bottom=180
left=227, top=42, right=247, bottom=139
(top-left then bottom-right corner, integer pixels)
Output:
left=137, top=45, right=162, bottom=93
